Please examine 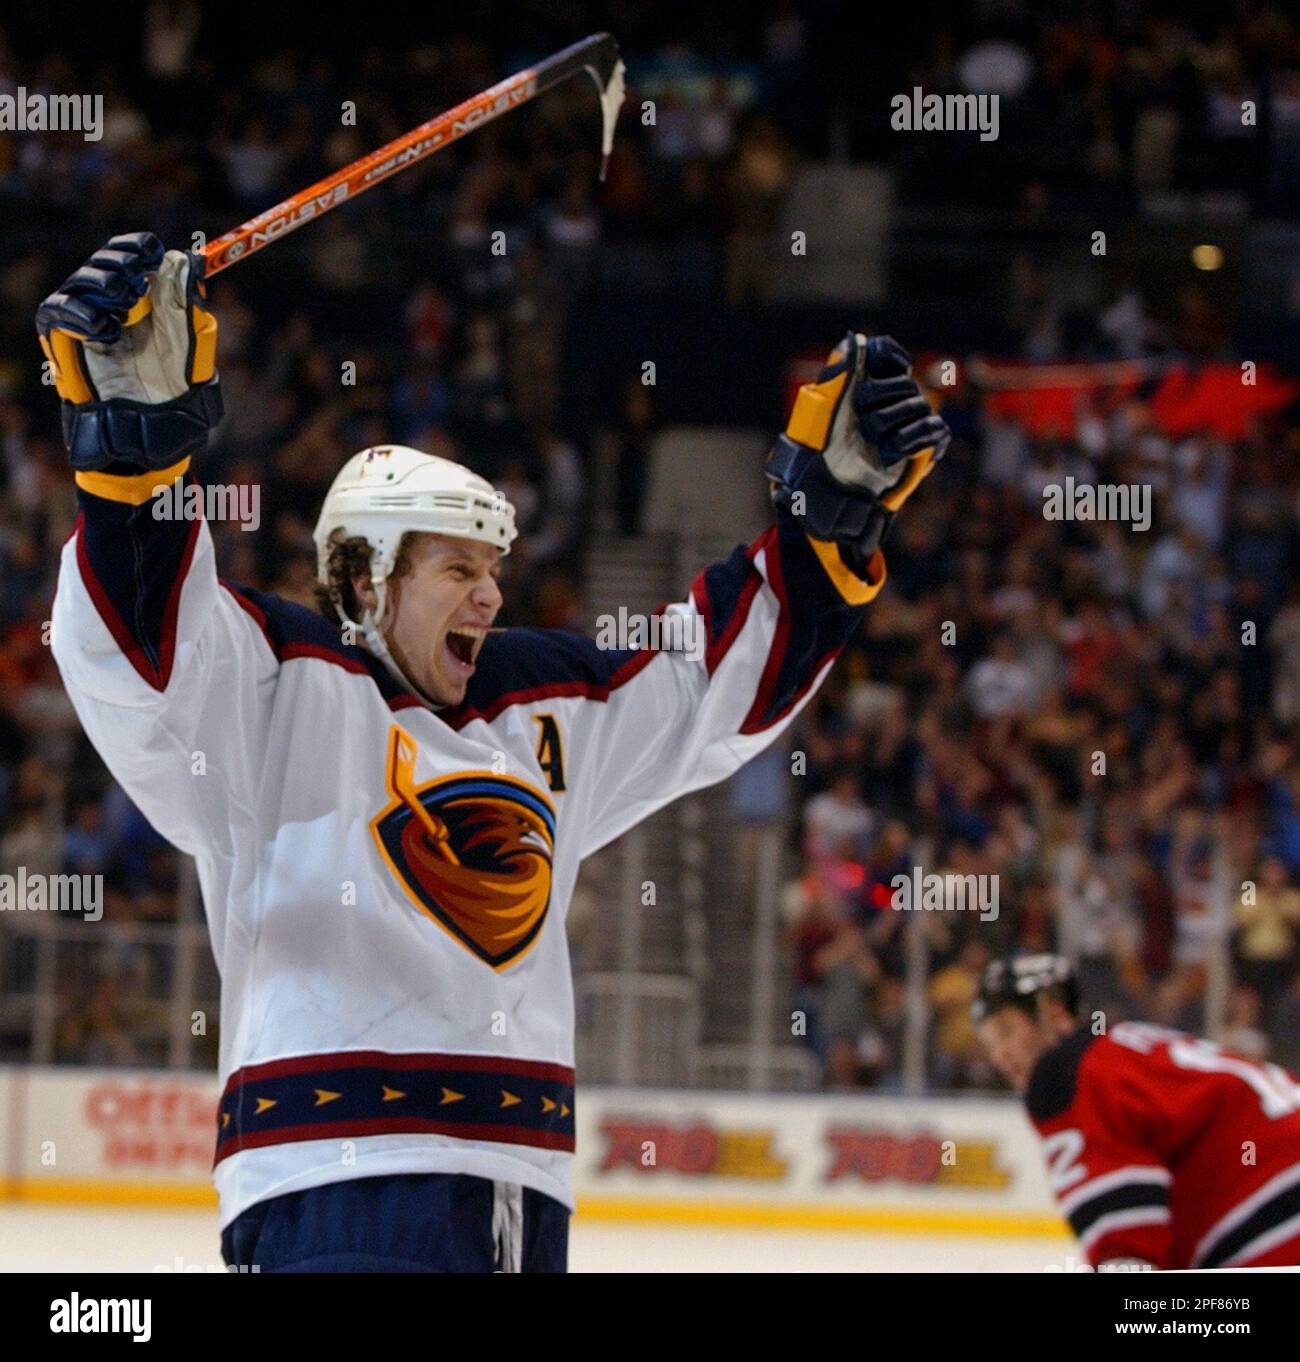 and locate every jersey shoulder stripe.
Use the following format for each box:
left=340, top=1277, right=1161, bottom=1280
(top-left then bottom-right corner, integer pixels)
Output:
left=220, top=582, right=421, bottom=710
left=694, top=539, right=764, bottom=677
left=1025, top=1025, right=1098, bottom=1123
left=442, top=628, right=656, bottom=731
left=73, top=504, right=201, bottom=692
left=738, top=513, right=873, bottom=735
